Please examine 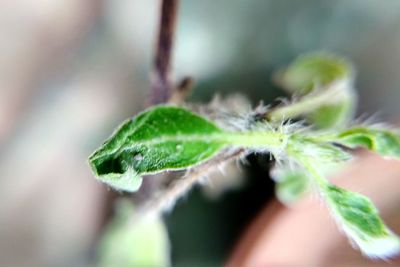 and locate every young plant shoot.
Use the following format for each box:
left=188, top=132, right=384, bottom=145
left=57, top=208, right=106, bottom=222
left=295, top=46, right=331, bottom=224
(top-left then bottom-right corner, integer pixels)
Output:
left=89, top=53, right=400, bottom=259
